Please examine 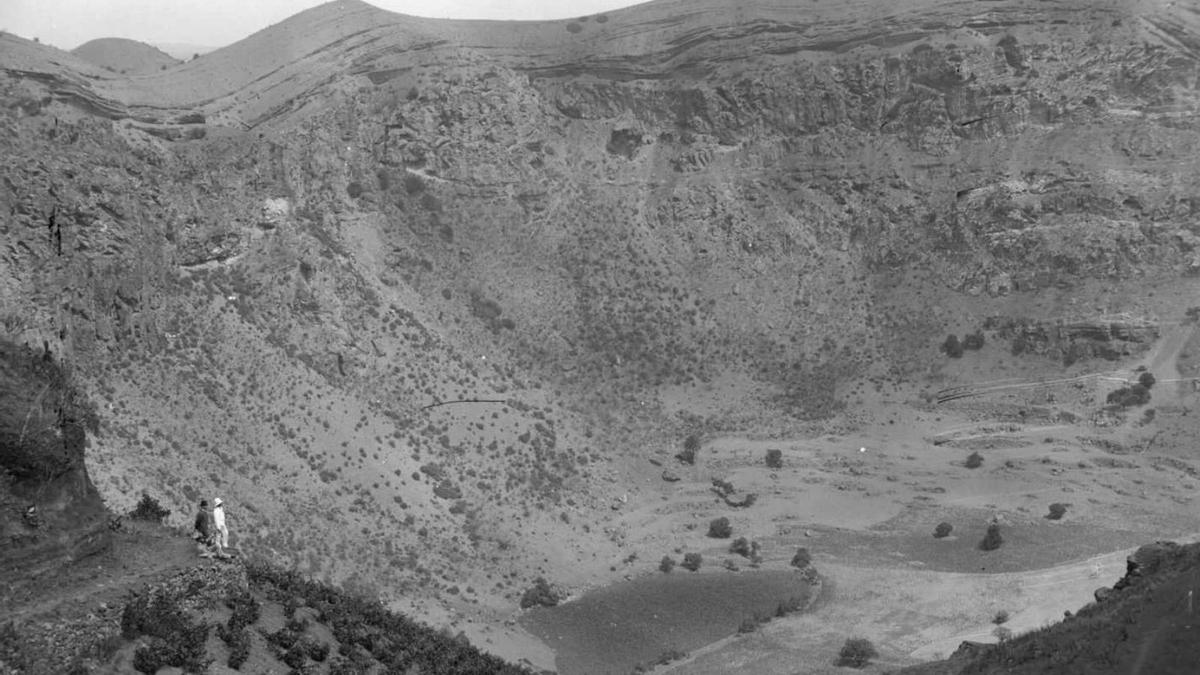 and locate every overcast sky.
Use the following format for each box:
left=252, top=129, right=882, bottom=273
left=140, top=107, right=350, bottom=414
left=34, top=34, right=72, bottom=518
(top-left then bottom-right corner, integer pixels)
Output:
left=1, top=0, right=644, bottom=50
